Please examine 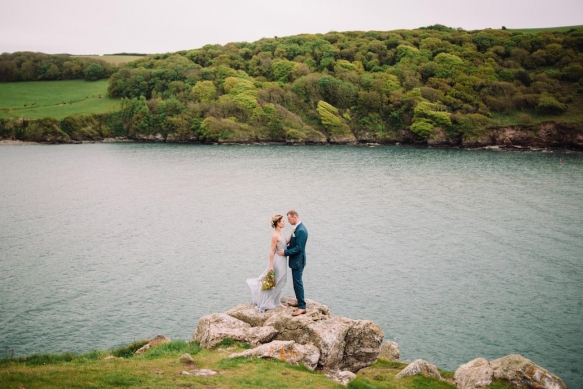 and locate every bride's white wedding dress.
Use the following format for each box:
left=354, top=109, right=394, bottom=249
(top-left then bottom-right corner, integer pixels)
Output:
left=247, top=236, right=287, bottom=313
